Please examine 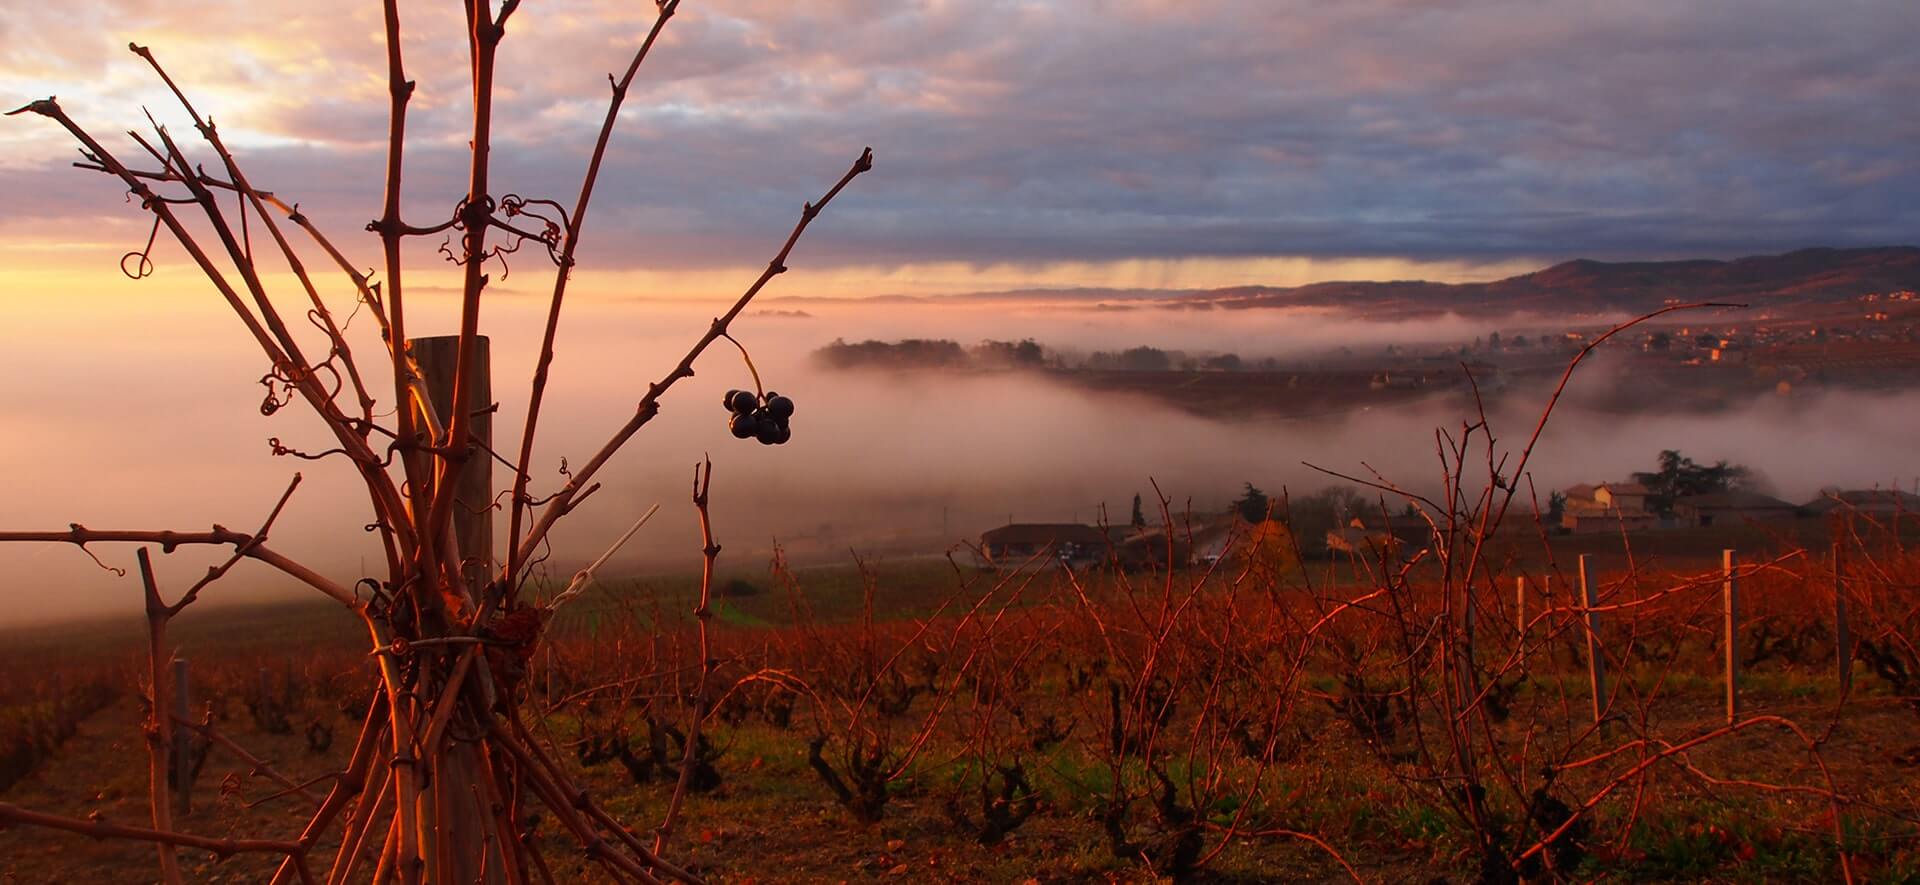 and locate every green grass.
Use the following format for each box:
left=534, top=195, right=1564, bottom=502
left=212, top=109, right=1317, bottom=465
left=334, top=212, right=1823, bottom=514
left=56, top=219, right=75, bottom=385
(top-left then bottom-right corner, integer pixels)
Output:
left=539, top=557, right=994, bottom=638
